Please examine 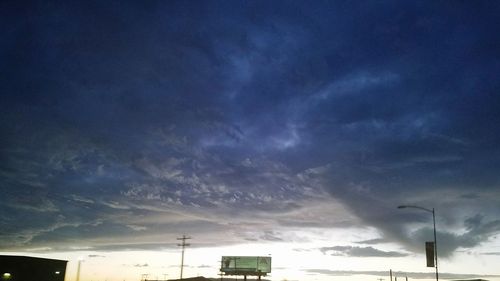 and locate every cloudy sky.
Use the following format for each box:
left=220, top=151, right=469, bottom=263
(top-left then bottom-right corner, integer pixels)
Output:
left=1, top=1, right=500, bottom=281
